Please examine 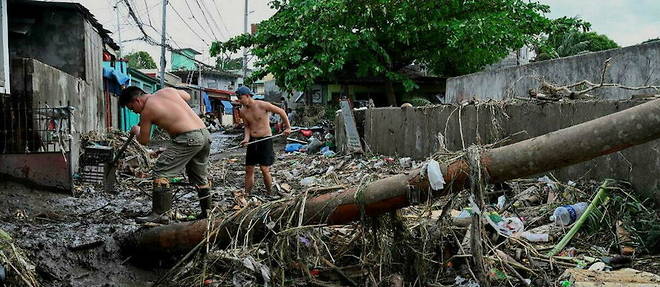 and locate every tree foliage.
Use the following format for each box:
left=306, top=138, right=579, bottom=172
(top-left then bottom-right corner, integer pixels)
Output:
left=536, top=18, right=618, bottom=61
left=125, top=51, right=157, bottom=69
left=215, top=54, right=243, bottom=71
left=211, top=0, right=584, bottom=94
